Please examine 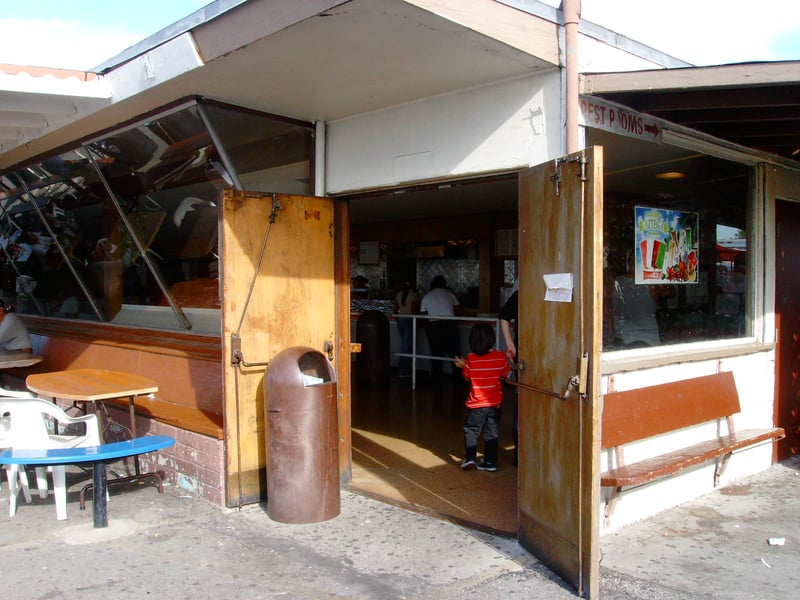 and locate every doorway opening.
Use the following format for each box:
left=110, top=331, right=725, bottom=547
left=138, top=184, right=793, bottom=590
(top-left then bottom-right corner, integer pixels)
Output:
left=344, top=175, right=520, bottom=535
